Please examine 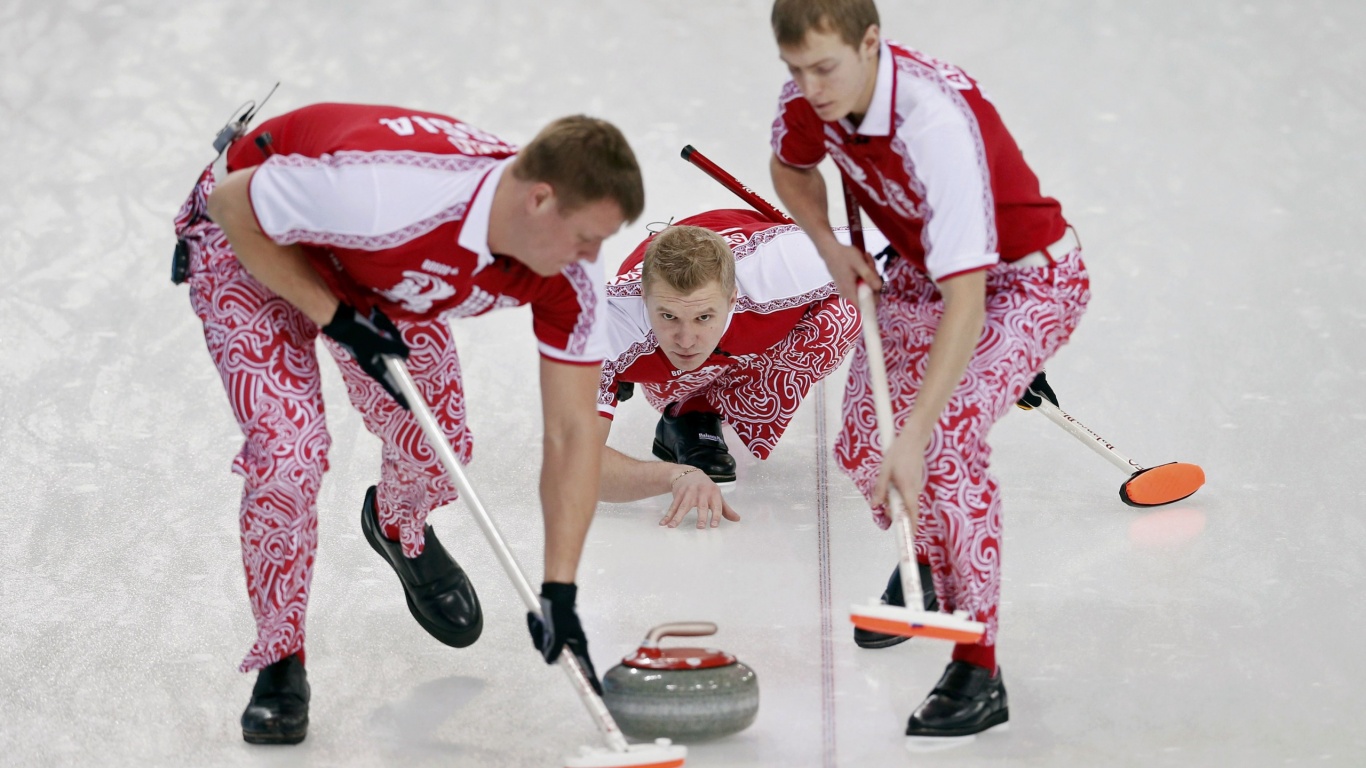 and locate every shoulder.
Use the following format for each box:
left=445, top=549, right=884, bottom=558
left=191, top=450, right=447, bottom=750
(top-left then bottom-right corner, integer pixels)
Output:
left=887, top=42, right=981, bottom=112
left=513, top=260, right=612, bottom=364
left=774, top=80, right=818, bottom=125
left=602, top=290, right=655, bottom=364
left=885, top=43, right=992, bottom=149
left=886, top=42, right=976, bottom=90
left=777, top=79, right=806, bottom=106
left=733, top=225, right=839, bottom=310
